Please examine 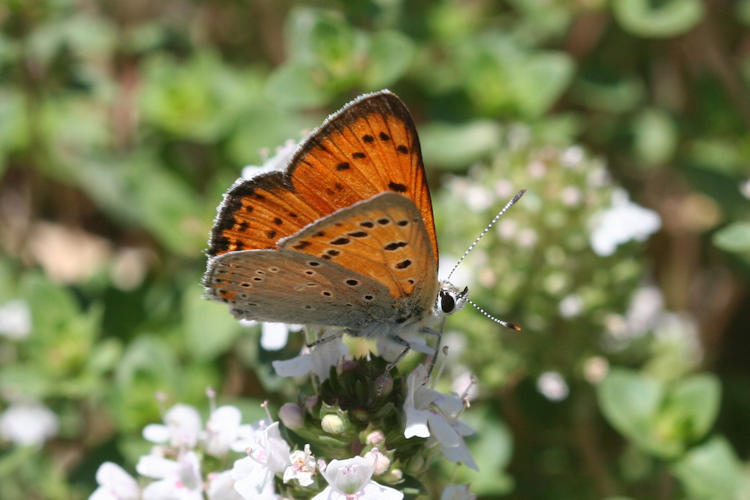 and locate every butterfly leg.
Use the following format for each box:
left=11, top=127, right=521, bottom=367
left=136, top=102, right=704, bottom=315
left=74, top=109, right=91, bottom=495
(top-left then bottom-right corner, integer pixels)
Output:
left=420, top=325, right=444, bottom=377
left=306, top=329, right=348, bottom=349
